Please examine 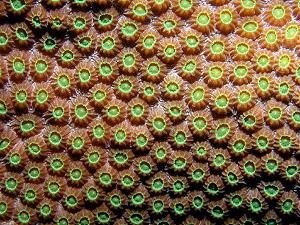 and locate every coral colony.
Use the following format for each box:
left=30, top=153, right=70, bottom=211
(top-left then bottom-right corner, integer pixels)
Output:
left=1, top=0, right=300, bottom=224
